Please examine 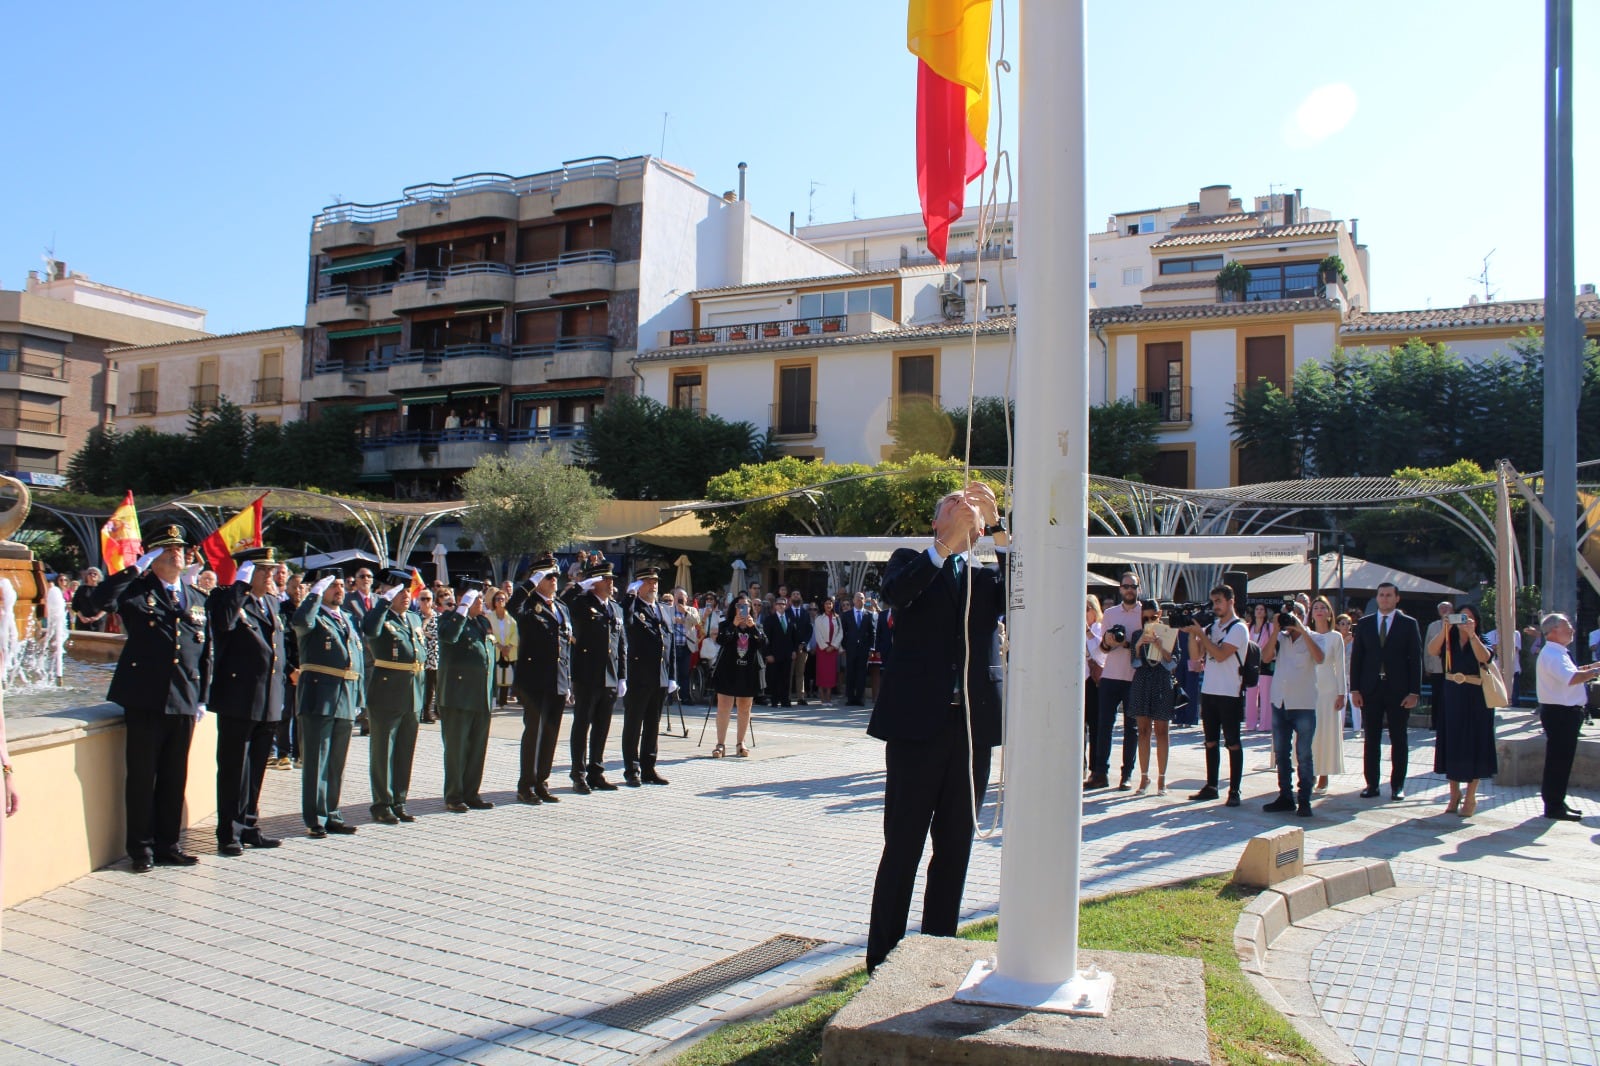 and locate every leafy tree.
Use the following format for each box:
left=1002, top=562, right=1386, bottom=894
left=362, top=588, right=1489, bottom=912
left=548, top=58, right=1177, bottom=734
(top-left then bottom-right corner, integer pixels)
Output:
left=1088, top=400, right=1161, bottom=481
left=889, top=395, right=1158, bottom=480
left=189, top=398, right=256, bottom=489
left=67, top=425, right=120, bottom=494
left=1345, top=459, right=1501, bottom=582
left=459, top=447, right=610, bottom=582
left=579, top=395, right=776, bottom=499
